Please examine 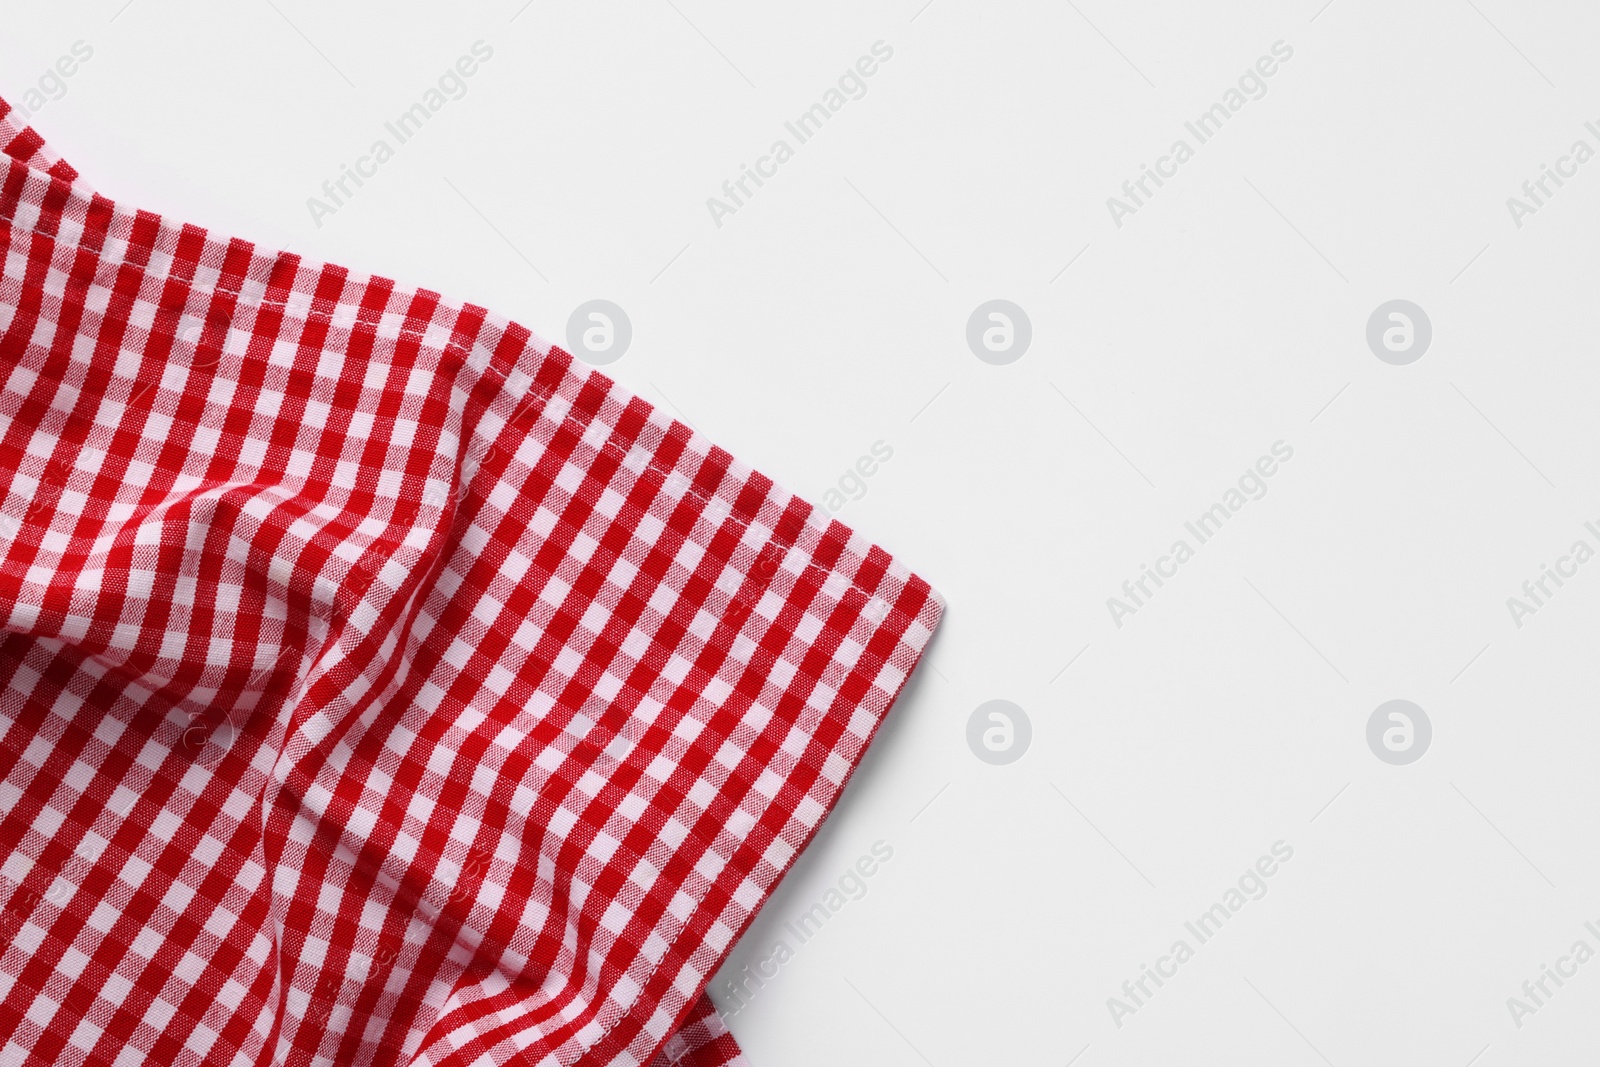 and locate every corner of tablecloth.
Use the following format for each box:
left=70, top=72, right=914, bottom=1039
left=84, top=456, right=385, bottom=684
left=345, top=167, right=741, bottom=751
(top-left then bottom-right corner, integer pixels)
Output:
left=0, top=103, right=948, bottom=1066
left=529, top=362, right=947, bottom=1067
